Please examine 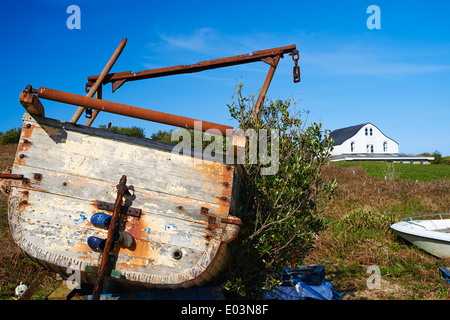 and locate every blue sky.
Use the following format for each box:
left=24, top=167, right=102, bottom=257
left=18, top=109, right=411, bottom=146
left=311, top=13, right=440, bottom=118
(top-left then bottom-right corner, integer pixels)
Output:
left=1, top=0, right=449, bottom=155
